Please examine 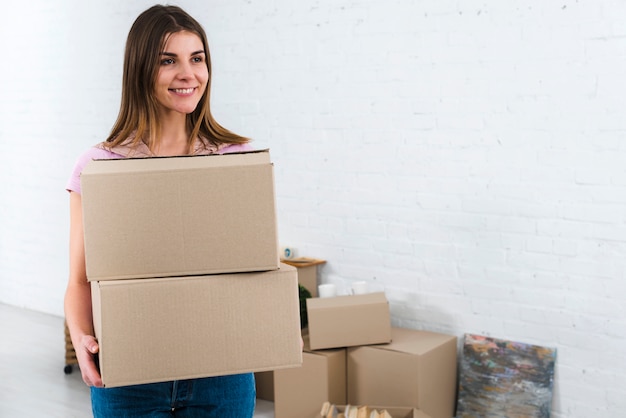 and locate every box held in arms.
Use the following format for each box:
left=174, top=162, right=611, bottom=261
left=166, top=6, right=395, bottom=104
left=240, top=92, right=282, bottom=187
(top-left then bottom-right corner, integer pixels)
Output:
left=91, top=264, right=302, bottom=387
left=81, top=150, right=279, bottom=281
